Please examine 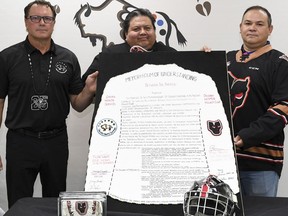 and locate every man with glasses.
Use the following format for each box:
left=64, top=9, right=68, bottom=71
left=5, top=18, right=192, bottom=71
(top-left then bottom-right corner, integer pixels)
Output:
left=28, top=14, right=55, bottom=23
left=0, top=0, right=98, bottom=208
